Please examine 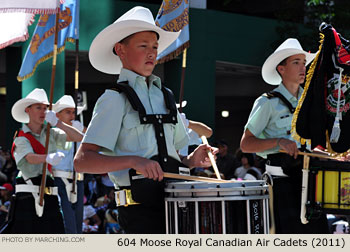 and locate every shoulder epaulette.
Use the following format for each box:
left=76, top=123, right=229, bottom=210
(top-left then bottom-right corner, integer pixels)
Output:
left=263, top=91, right=295, bottom=114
